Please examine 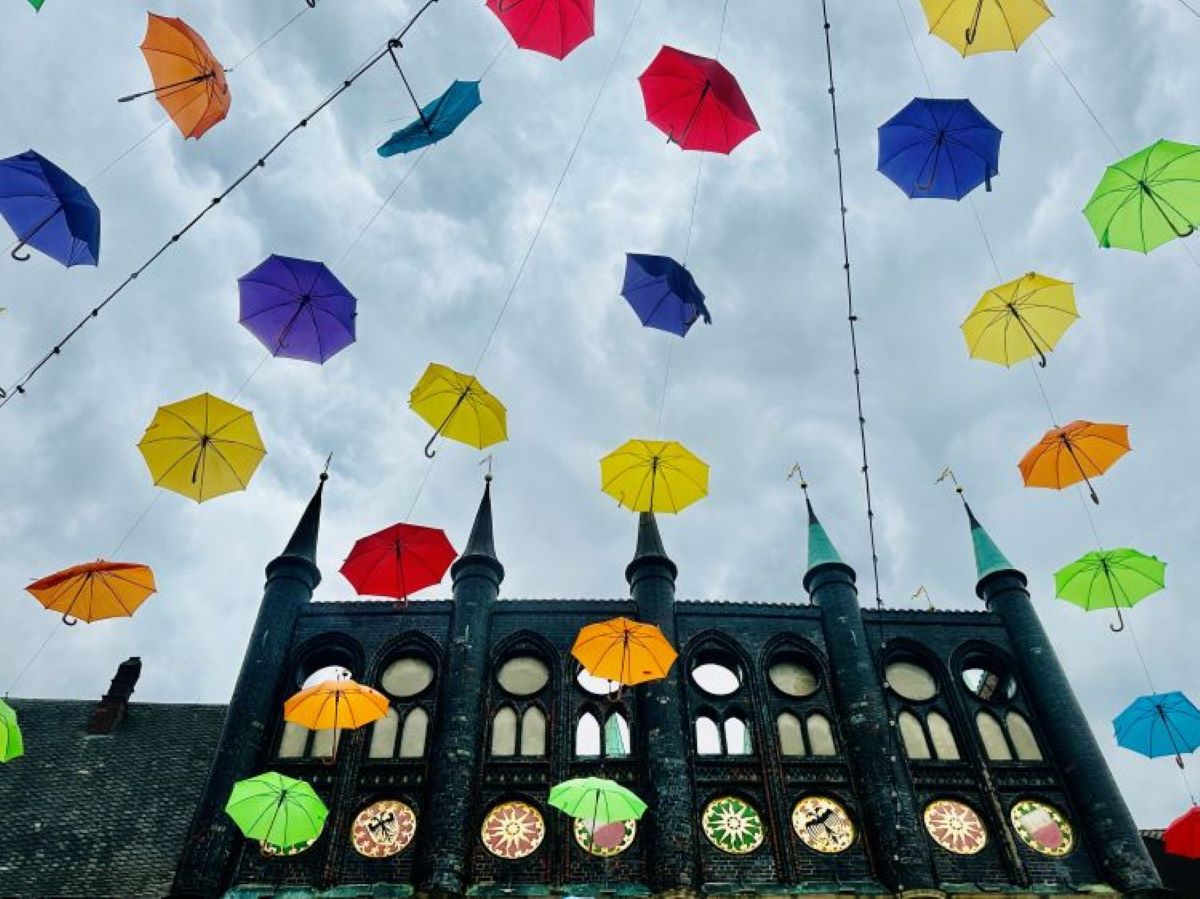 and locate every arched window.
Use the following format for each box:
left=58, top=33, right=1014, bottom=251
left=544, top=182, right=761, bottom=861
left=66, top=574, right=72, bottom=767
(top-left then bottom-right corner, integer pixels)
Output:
left=399, top=707, right=429, bottom=758
left=575, top=711, right=601, bottom=756
left=1006, top=711, right=1042, bottom=761
left=777, top=713, right=805, bottom=757
left=311, top=727, right=341, bottom=759
left=976, top=710, right=1012, bottom=761
left=898, top=711, right=931, bottom=759
left=368, top=708, right=400, bottom=759
left=492, top=707, right=518, bottom=756
left=806, top=713, right=837, bottom=756
left=696, top=715, right=721, bottom=755
left=278, top=722, right=309, bottom=759
left=927, top=712, right=960, bottom=760
left=520, top=707, right=547, bottom=756
left=604, top=711, right=630, bottom=757
left=724, top=717, right=751, bottom=755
